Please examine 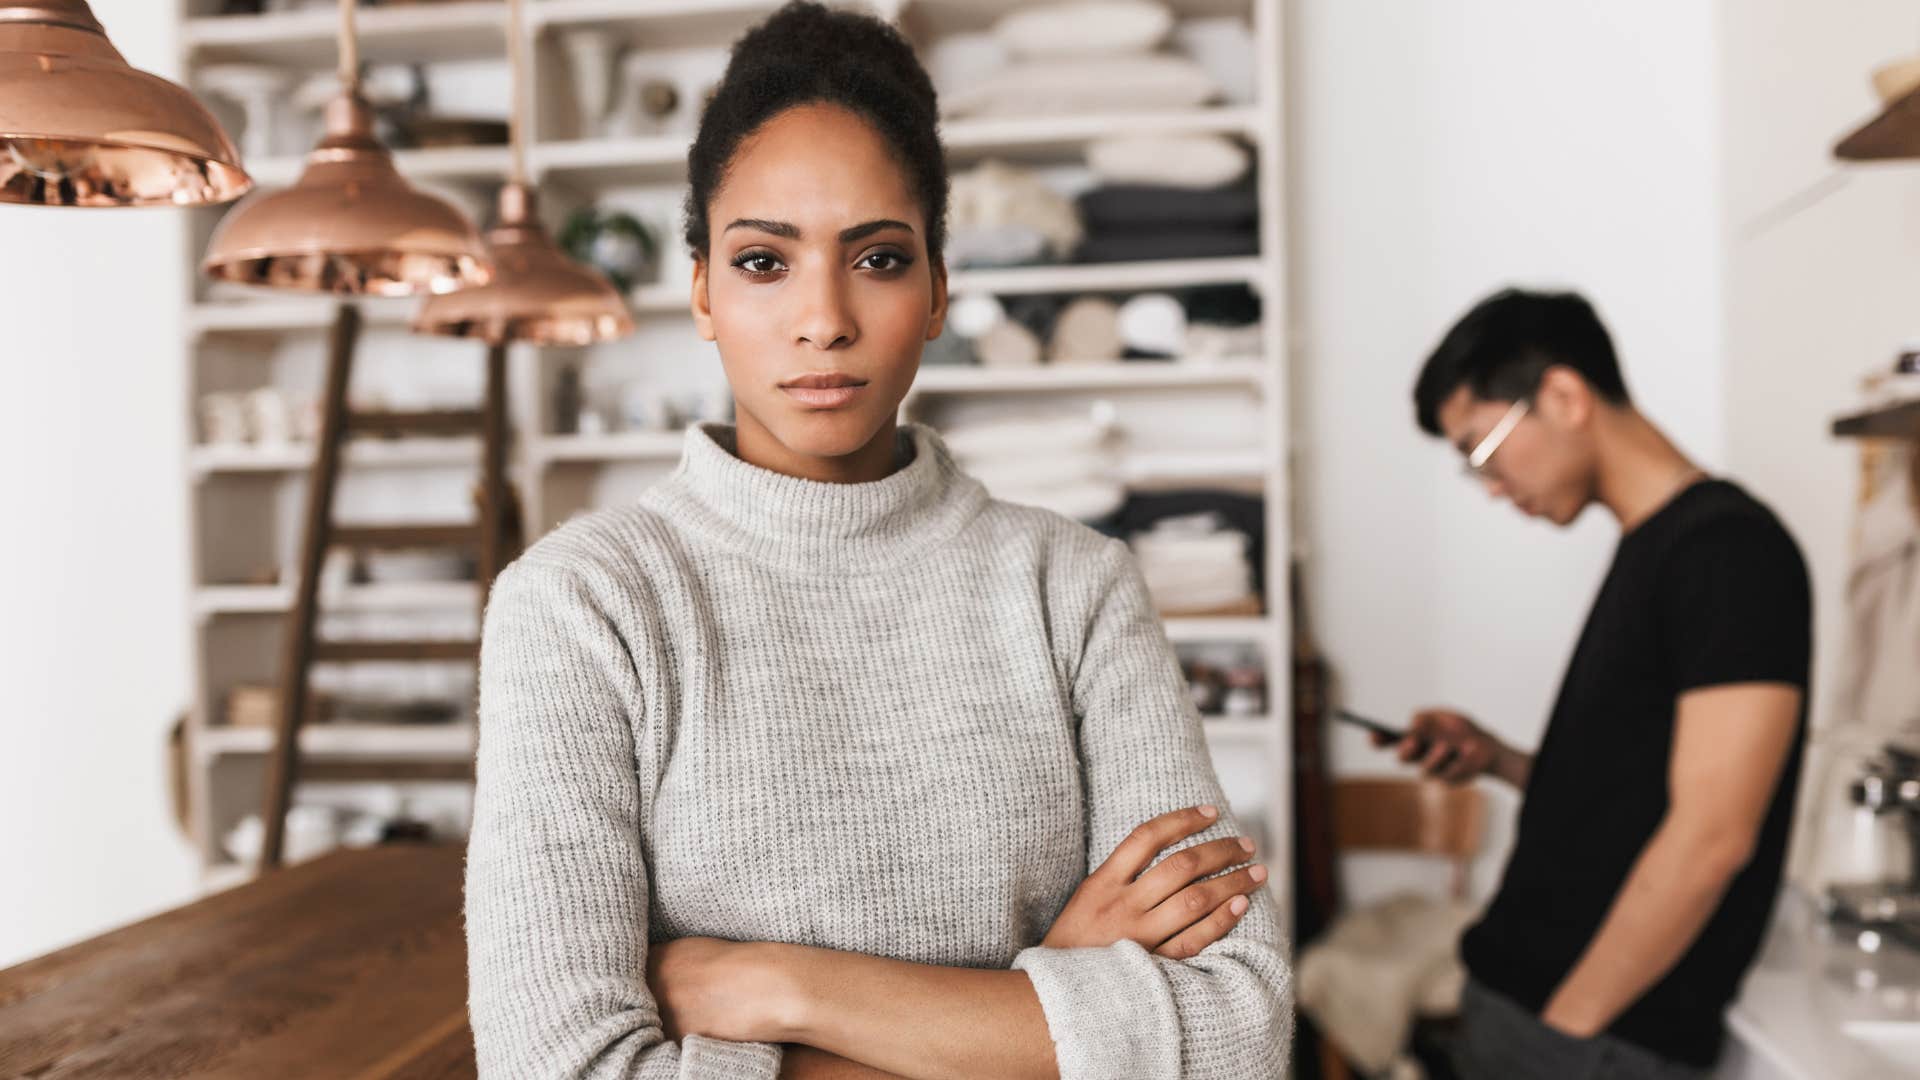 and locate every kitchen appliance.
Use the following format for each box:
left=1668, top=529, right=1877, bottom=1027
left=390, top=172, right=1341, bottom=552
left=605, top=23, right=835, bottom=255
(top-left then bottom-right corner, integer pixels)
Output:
left=1824, top=743, right=1920, bottom=951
